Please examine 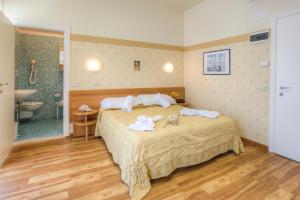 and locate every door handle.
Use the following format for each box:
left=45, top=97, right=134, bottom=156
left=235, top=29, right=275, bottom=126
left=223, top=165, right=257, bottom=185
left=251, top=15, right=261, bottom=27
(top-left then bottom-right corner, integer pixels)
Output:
left=0, top=83, right=8, bottom=87
left=279, top=86, right=291, bottom=97
left=280, top=86, right=290, bottom=90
